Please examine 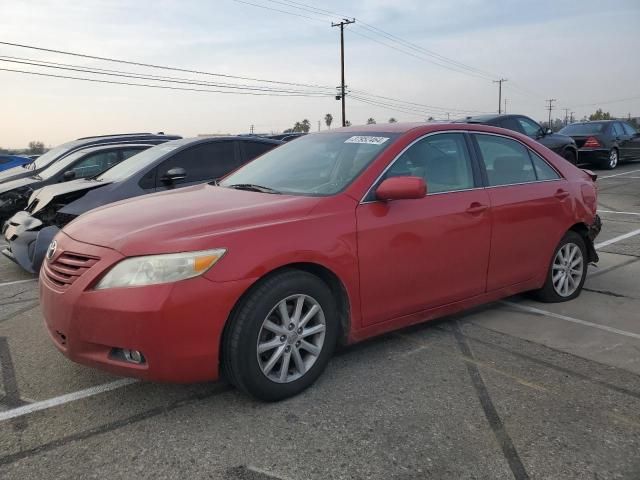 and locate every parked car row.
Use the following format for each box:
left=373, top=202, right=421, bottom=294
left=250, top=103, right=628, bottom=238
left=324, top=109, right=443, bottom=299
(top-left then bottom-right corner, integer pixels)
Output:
left=0, top=154, right=33, bottom=172
left=461, top=115, right=640, bottom=169
left=0, top=121, right=603, bottom=401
